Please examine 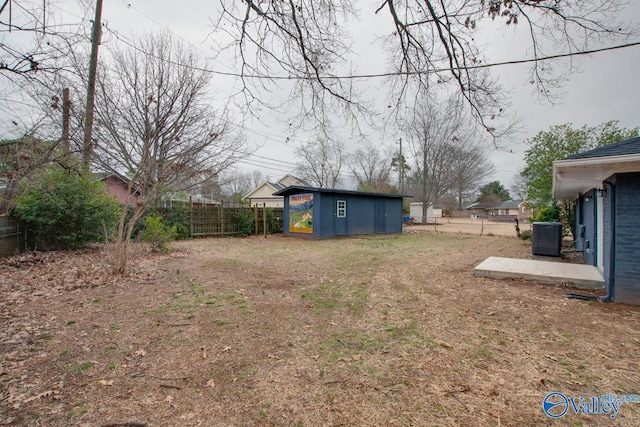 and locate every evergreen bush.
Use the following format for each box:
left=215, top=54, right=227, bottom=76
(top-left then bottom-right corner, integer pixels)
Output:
left=141, top=215, right=177, bottom=253
left=14, top=167, right=120, bottom=249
